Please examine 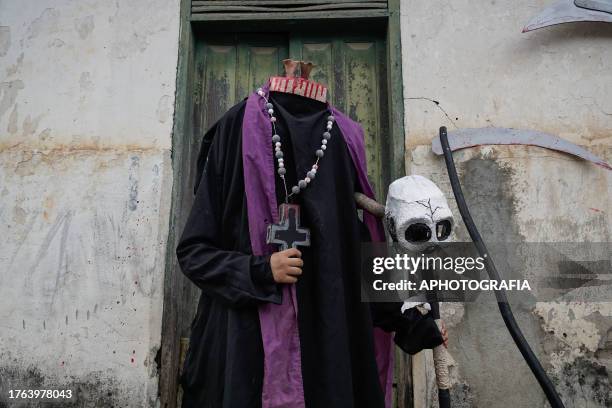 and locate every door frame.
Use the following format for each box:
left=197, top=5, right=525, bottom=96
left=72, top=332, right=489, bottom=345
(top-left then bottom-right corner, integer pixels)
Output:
left=160, top=1, right=406, bottom=407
